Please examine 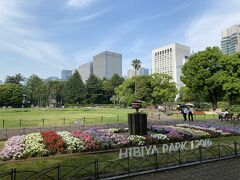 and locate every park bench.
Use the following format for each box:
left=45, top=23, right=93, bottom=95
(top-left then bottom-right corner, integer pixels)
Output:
left=233, top=114, right=240, bottom=121
left=223, top=113, right=234, bottom=121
